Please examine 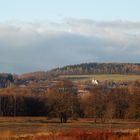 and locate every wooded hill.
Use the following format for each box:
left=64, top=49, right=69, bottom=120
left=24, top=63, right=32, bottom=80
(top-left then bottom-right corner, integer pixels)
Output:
left=0, top=63, right=140, bottom=82
left=50, top=63, right=140, bottom=75
left=18, top=63, right=140, bottom=80
left=19, top=71, right=50, bottom=80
